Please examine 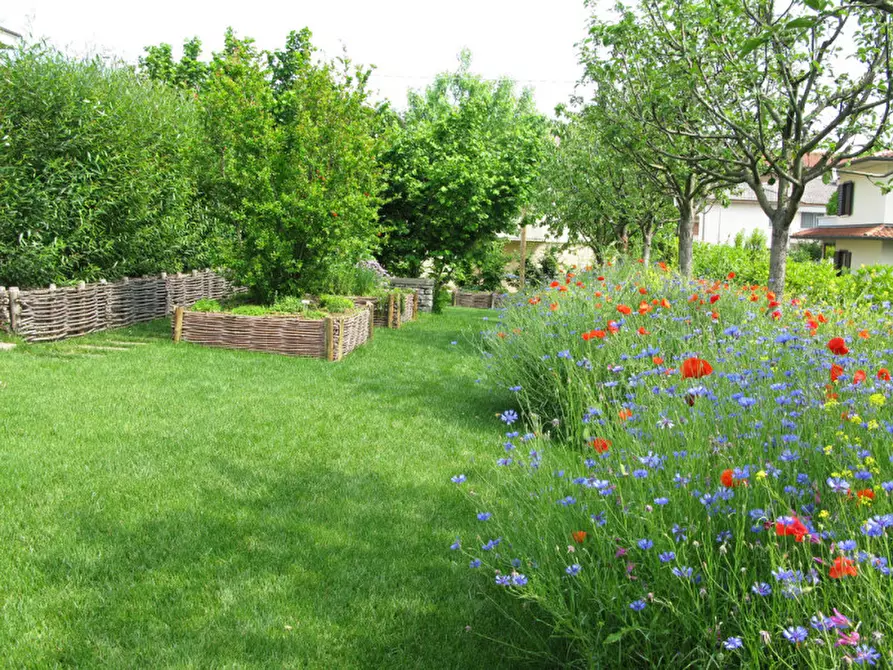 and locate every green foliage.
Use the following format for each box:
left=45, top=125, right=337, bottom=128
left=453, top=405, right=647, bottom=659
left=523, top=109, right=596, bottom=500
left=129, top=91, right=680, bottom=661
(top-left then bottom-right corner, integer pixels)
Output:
left=142, top=29, right=385, bottom=303
left=229, top=305, right=270, bottom=316
left=377, top=52, right=548, bottom=286
left=432, top=288, right=453, bottom=315
left=190, top=299, right=222, bottom=312
left=453, top=240, right=511, bottom=292
left=318, top=295, right=355, bottom=313
left=319, top=262, right=387, bottom=297
left=788, top=241, right=824, bottom=263
left=0, top=42, right=228, bottom=287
